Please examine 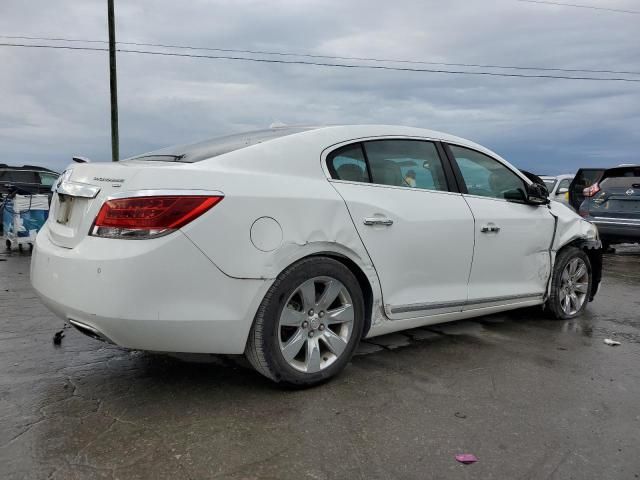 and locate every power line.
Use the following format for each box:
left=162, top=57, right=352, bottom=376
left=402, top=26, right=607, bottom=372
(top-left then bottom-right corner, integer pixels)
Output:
left=516, top=0, right=640, bottom=14
left=2, top=42, right=640, bottom=83
left=1, top=34, right=639, bottom=77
